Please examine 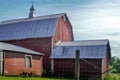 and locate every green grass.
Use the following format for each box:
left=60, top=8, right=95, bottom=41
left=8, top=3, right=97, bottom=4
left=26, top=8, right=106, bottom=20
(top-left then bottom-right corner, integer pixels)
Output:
left=1, top=74, right=120, bottom=80
left=0, top=76, right=73, bottom=80
left=104, top=74, right=120, bottom=80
